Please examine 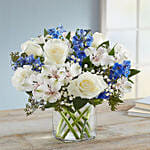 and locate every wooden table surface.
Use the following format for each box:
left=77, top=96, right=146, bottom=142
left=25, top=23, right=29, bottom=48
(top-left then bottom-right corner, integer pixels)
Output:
left=0, top=100, right=150, bottom=150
